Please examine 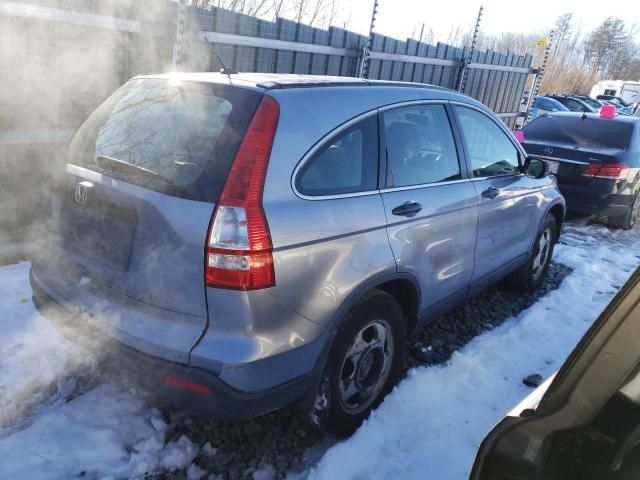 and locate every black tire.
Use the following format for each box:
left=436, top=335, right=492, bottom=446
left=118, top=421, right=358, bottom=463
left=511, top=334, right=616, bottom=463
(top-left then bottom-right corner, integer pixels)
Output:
left=508, top=213, right=558, bottom=292
left=315, top=289, right=406, bottom=438
left=608, top=192, right=640, bottom=230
